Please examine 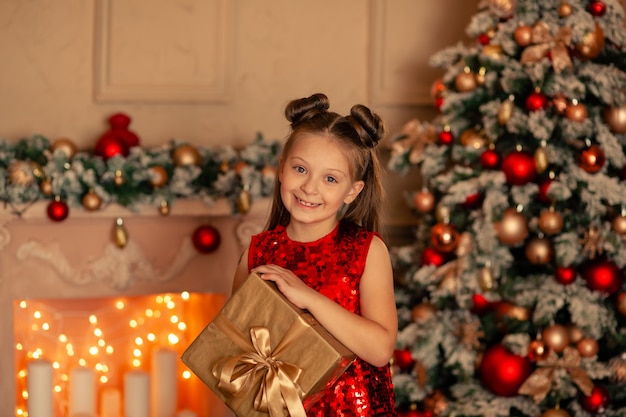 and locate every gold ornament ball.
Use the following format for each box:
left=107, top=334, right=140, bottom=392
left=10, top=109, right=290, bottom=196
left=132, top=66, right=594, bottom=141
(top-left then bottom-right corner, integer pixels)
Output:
left=559, top=2, right=573, bottom=17
left=40, top=178, right=53, bottom=196
left=8, top=160, right=37, bottom=186
left=412, top=302, right=436, bottom=322
left=539, top=209, right=564, bottom=235
left=82, top=191, right=102, bottom=211
left=577, top=338, right=599, bottom=358
left=525, top=237, right=554, bottom=264
left=498, top=99, right=514, bottom=125
left=542, top=324, right=570, bottom=353
left=568, top=325, right=584, bottom=344
left=478, top=266, right=494, bottom=291
left=414, top=189, right=435, bottom=213
left=542, top=409, right=570, bottom=417
left=114, top=171, right=125, bottom=186
left=612, top=215, right=626, bottom=235
left=514, top=25, right=533, bottom=47
left=474, top=69, right=486, bottom=86
left=50, top=137, right=78, bottom=159
left=430, top=223, right=459, bottom=253
left=435, top=203, right=451, bottom=223
left=566, top=102, right=588, bottom=122
left=459, top=129, right=487, bottom=150
left=496, top=301, right=531, bottom=323
left=603, top=105, right=626, bottom=134
left=149, top=165, right=168, bottom=188
left=528, top=339, right=551, bottom=362
left=576, top=23, right=605, bottom=60
left=173, top=144, right=202, bottom=167
left=481, top=44, right=503, bottom=59
left=534, top=147, right=549, bottom=174
left=617, top=292, right=626, bottom=316
left=455, top=71, right=476, bottom=93
left=159, top=200, right=170, bottom=216
left=496, top=208, right=529, bottom=245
